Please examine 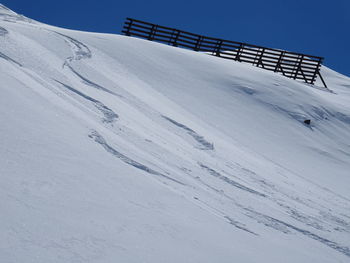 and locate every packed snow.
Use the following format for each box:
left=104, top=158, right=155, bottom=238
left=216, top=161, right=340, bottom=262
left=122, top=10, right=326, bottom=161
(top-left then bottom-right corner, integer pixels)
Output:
left=1, top=4, right=350, bottom=262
